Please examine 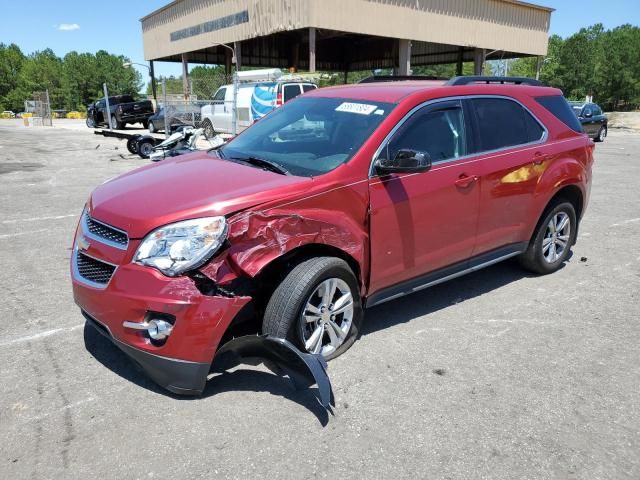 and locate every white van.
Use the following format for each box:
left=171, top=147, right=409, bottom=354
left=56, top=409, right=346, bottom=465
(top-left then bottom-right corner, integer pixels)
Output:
left=200, top=69, right=317, bottom=137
